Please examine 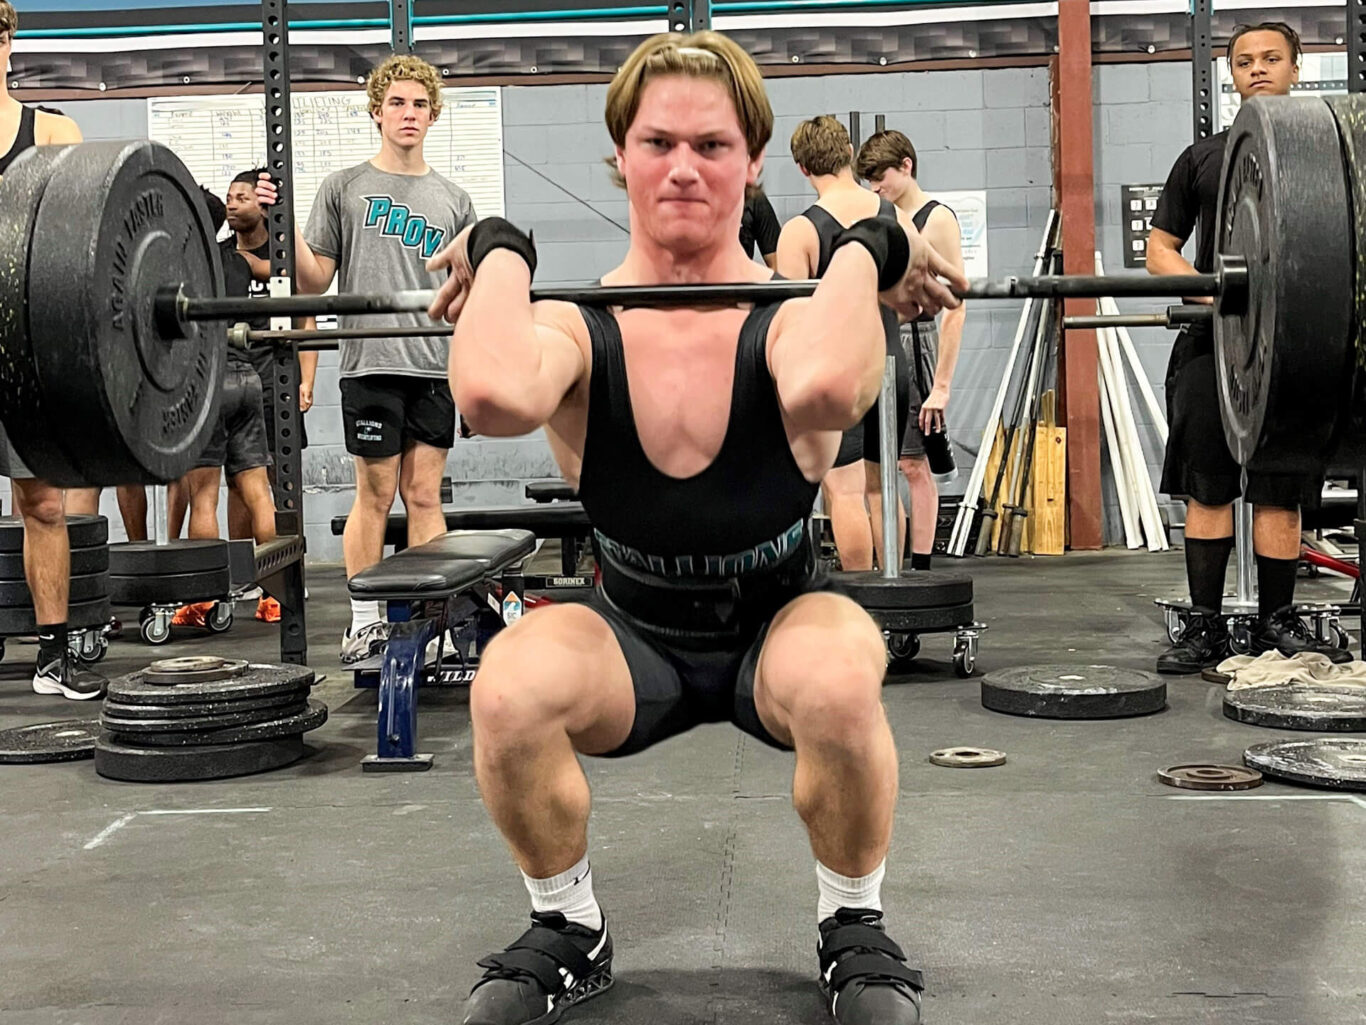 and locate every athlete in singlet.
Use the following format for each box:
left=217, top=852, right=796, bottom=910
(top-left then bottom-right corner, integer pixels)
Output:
left=423, top=31, right=964, bottom=1025
left=776, top=114, right=913, bottom=573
